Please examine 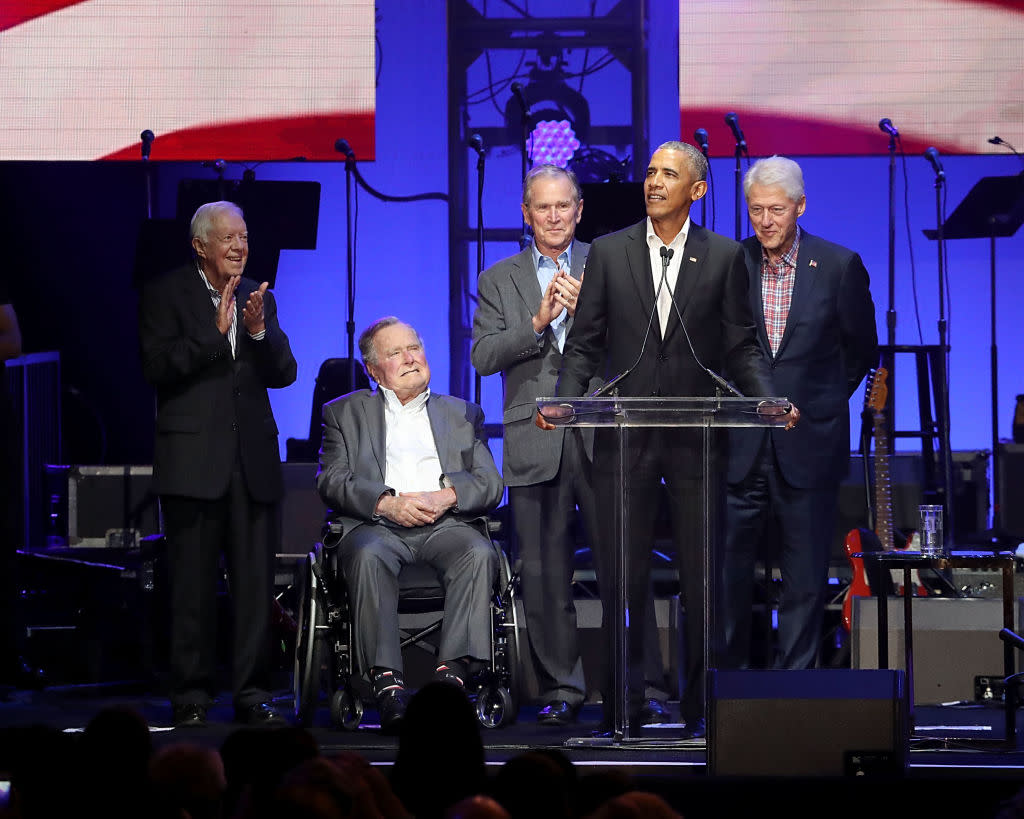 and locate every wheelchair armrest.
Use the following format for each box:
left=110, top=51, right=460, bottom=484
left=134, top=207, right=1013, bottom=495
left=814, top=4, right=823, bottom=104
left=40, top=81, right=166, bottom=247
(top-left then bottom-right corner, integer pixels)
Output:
left=322, top=520, right=345, bottom=550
